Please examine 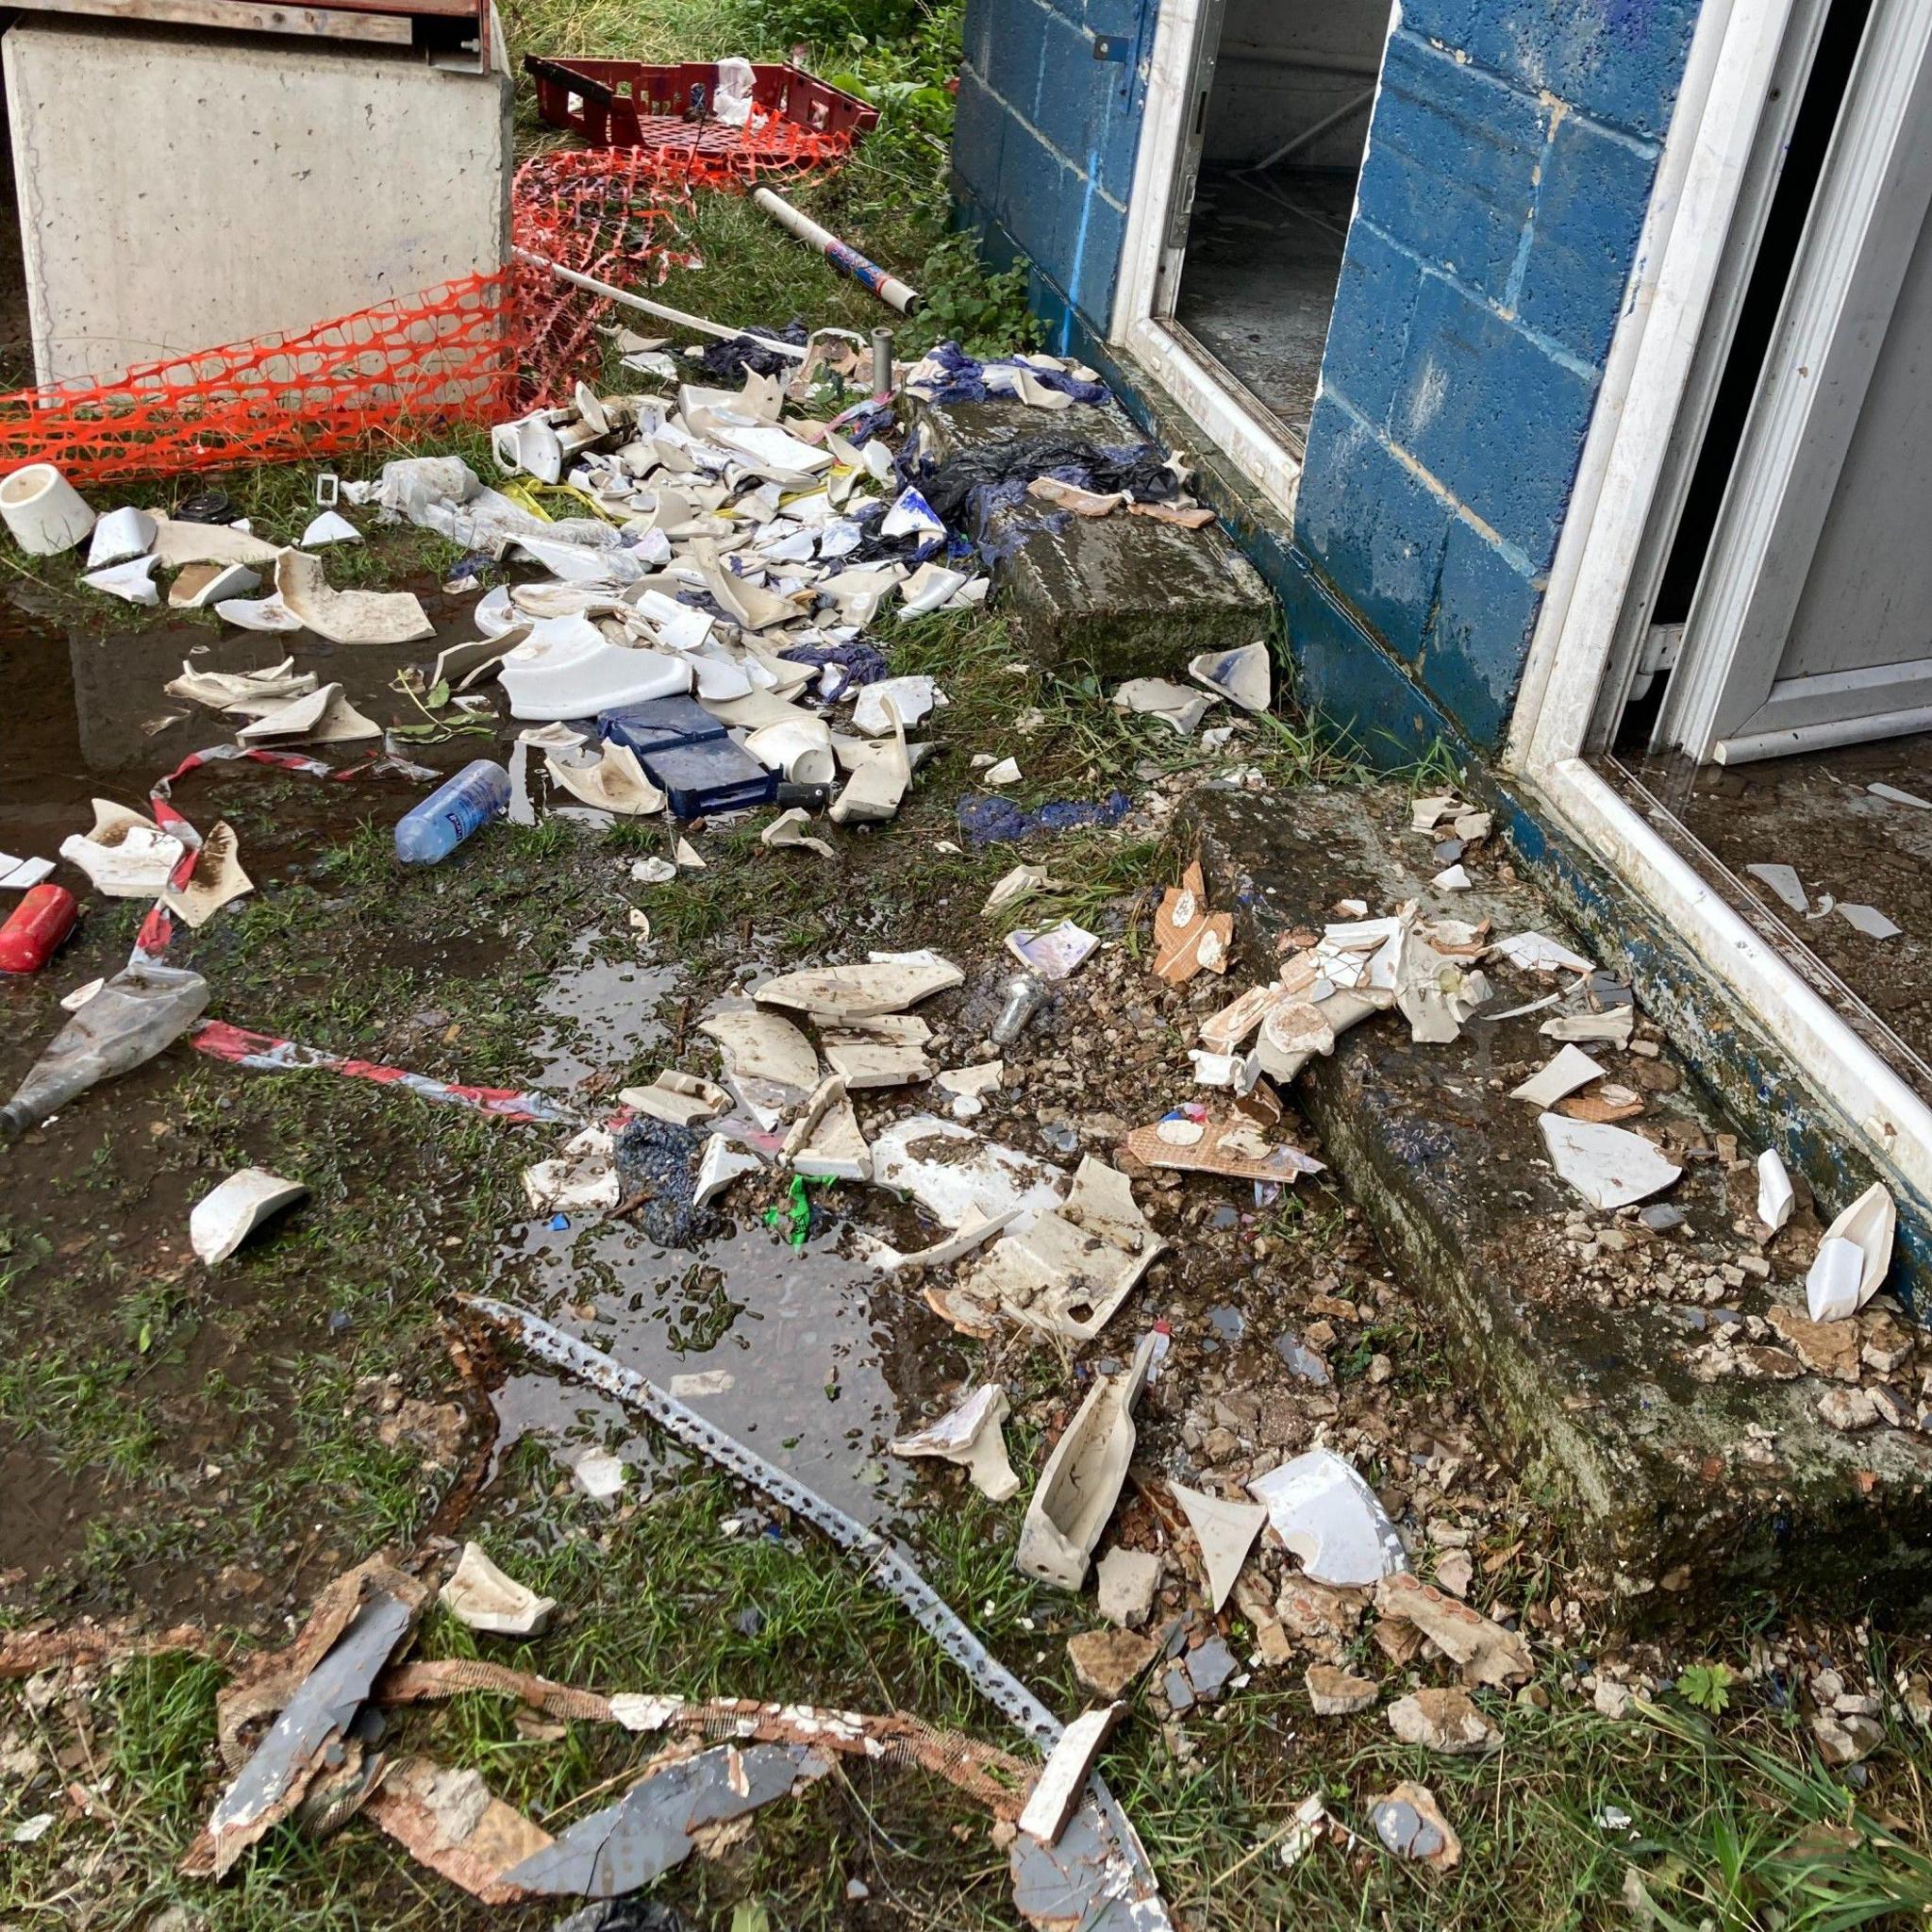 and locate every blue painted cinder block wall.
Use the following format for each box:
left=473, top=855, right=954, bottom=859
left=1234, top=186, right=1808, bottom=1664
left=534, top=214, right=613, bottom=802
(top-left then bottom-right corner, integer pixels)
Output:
left=951, top=0, right=1704, bottom=757
left=1299, top=0, right=1702, bottom=748
left=951, top=0, right=1153, bottom=345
